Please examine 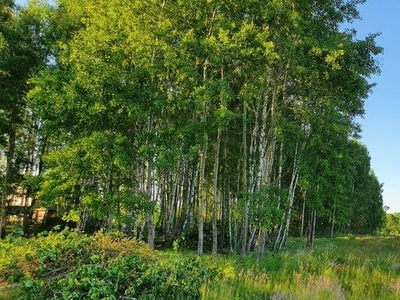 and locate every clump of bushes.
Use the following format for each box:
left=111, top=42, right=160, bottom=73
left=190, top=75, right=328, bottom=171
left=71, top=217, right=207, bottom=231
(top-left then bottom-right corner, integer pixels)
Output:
left=0, top=228, right=218, bottom=300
